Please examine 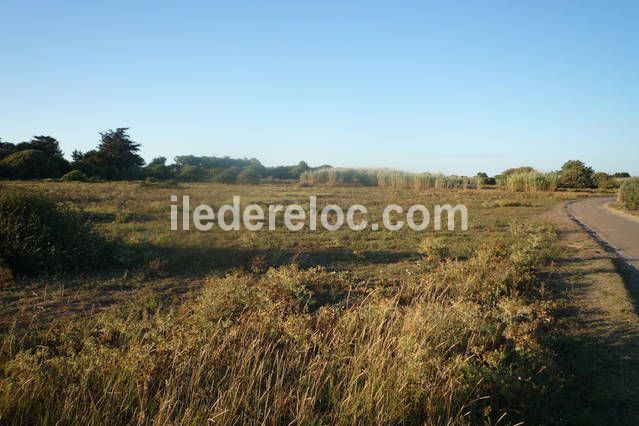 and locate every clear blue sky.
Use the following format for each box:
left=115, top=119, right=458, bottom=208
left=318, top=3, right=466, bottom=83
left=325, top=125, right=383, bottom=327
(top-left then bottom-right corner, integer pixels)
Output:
left=1, top=0, right=638, bottom=175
